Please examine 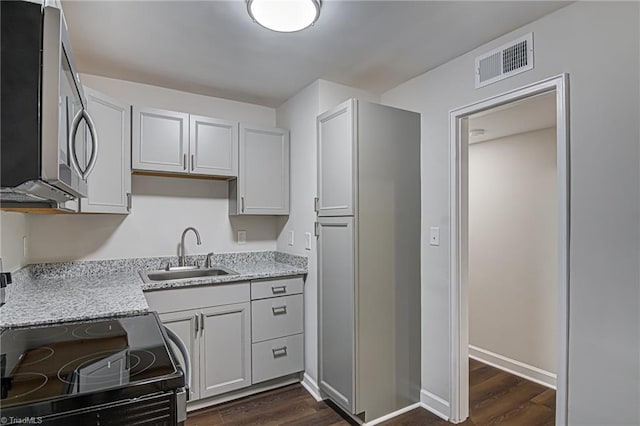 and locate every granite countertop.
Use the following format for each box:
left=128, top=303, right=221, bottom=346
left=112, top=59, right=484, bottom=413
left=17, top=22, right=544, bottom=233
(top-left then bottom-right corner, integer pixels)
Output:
left=0, top=271, right=147, bottom=329
left=0, top=251, right=307, bottom=329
